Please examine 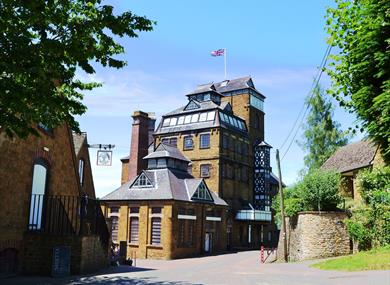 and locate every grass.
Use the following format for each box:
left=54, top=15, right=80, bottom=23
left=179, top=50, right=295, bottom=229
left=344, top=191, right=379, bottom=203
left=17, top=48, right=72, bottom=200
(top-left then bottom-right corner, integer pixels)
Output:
left=312, top=246, right=390, bottom=271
